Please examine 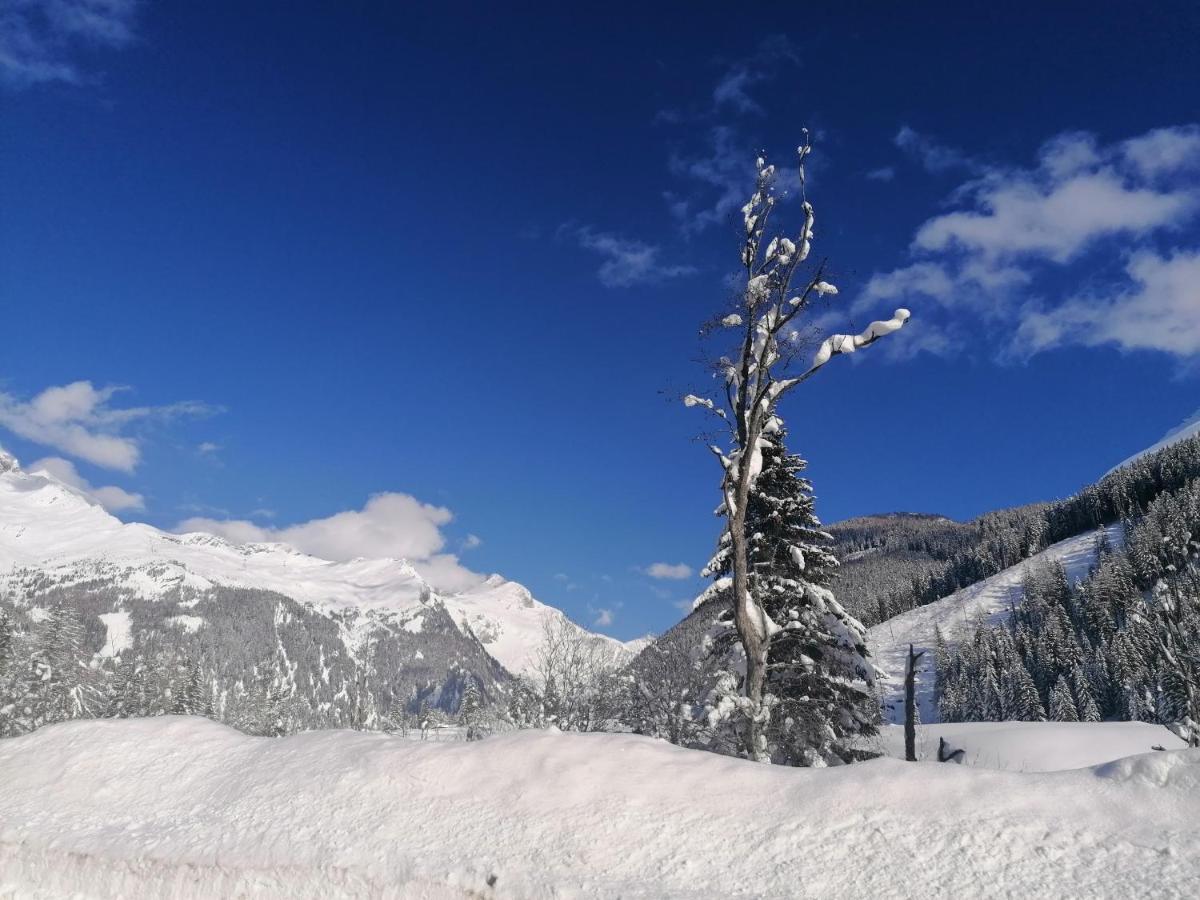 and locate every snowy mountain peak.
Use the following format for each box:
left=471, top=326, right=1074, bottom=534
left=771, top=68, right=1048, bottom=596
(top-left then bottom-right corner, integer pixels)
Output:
left=0, top=462, right=631, bottom=675
left=0, top=450, right=20, bottom=474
